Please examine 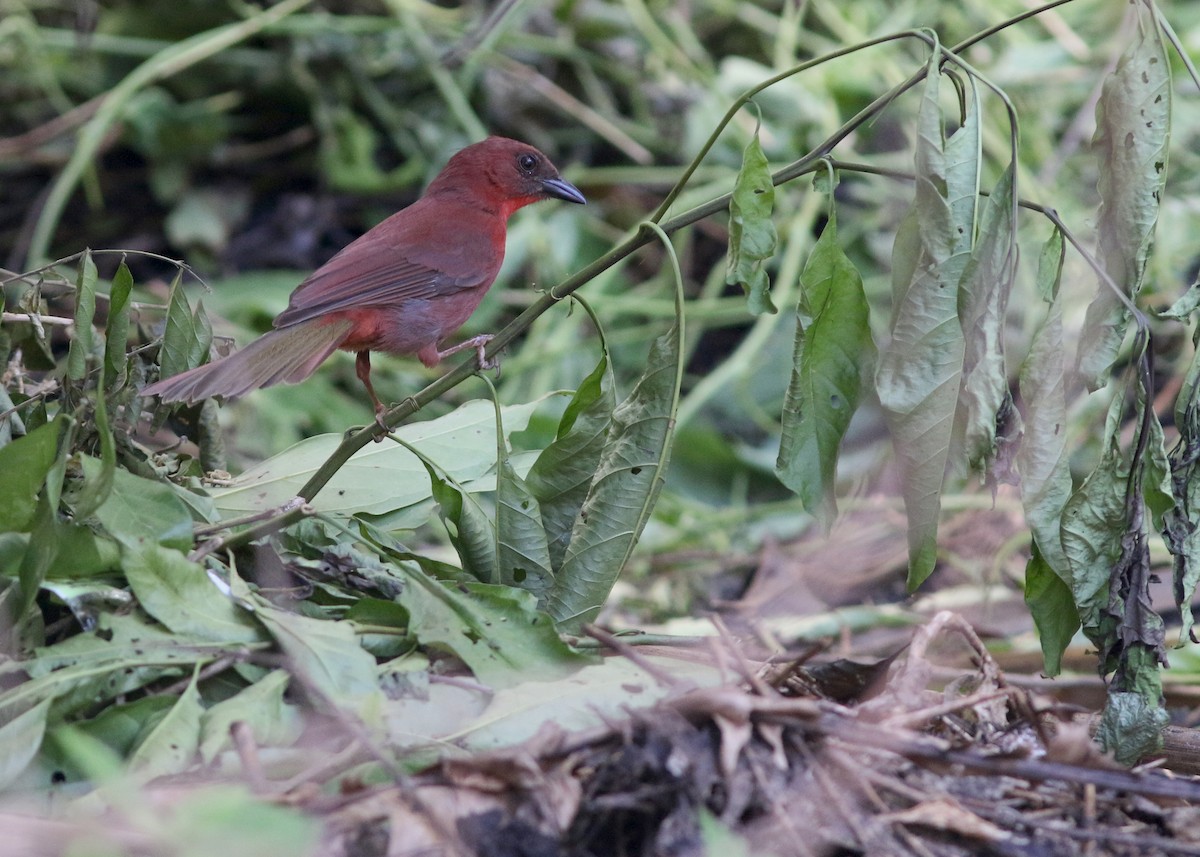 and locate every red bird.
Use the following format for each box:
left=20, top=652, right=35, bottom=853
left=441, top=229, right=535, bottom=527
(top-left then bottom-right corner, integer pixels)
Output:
left=142, top=136, right=585, bottom=425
